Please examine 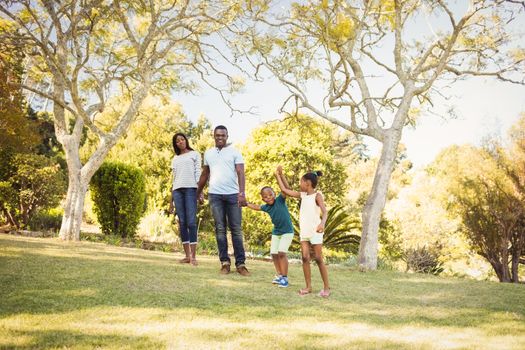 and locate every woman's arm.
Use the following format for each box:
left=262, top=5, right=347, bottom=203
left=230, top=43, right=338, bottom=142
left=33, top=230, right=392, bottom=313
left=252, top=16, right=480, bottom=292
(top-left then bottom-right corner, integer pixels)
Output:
left=196, top=166, right=210, bottom=202
left=316, top=192, right=327, bottom=233
left=194, top=151, right=202, bottom=184
left=275, top=167, right=301, bottom=198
